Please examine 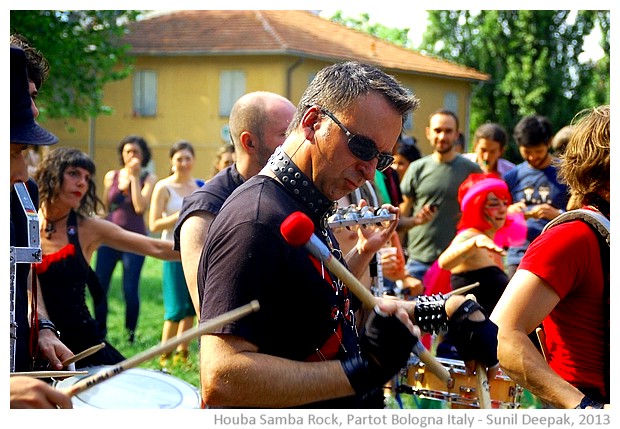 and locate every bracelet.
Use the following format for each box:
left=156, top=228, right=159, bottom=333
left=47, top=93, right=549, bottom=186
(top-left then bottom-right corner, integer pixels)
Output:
left=38, top=319, right=60, bottom=339
left=575, top=395, right=604, bottom=409
left=414, top=294, right=448, bottom=334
